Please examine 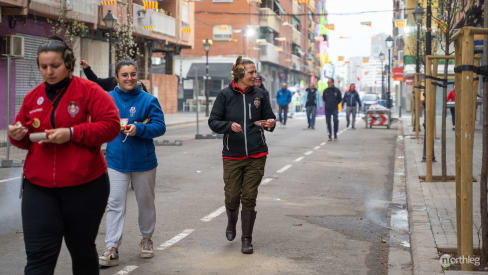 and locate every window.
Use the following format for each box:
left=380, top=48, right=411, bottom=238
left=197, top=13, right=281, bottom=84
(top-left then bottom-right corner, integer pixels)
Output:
left=259, top=27, right=278, bottom=44
left=292, top=16, right=301, bottom=32
left=182, top=2, right=189, bottom=23
left=292, top=43, right=302, bottom=57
